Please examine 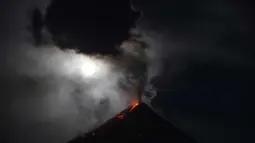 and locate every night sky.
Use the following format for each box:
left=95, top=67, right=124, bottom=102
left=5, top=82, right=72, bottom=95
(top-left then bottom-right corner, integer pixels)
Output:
left=0, top=0, right=252, bottom=143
